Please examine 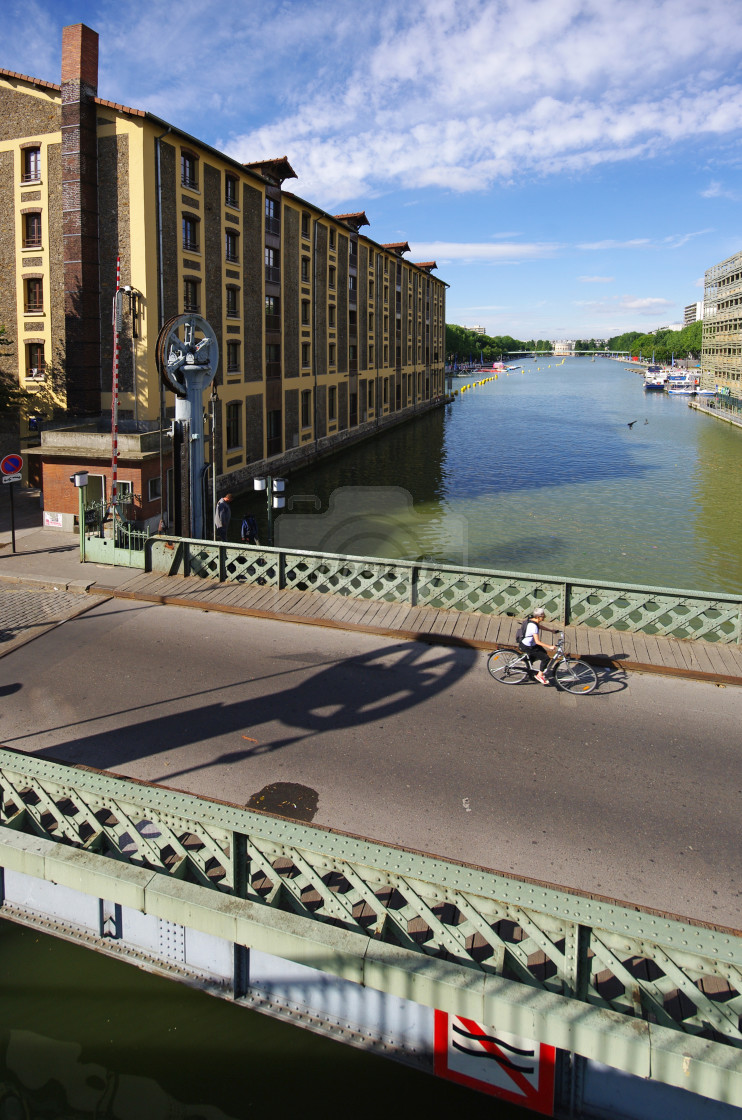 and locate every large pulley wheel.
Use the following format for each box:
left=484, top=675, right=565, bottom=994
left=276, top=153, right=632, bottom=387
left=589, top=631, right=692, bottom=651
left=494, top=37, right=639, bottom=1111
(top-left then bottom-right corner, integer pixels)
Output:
left=156, top=314, right=219, bottom=398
